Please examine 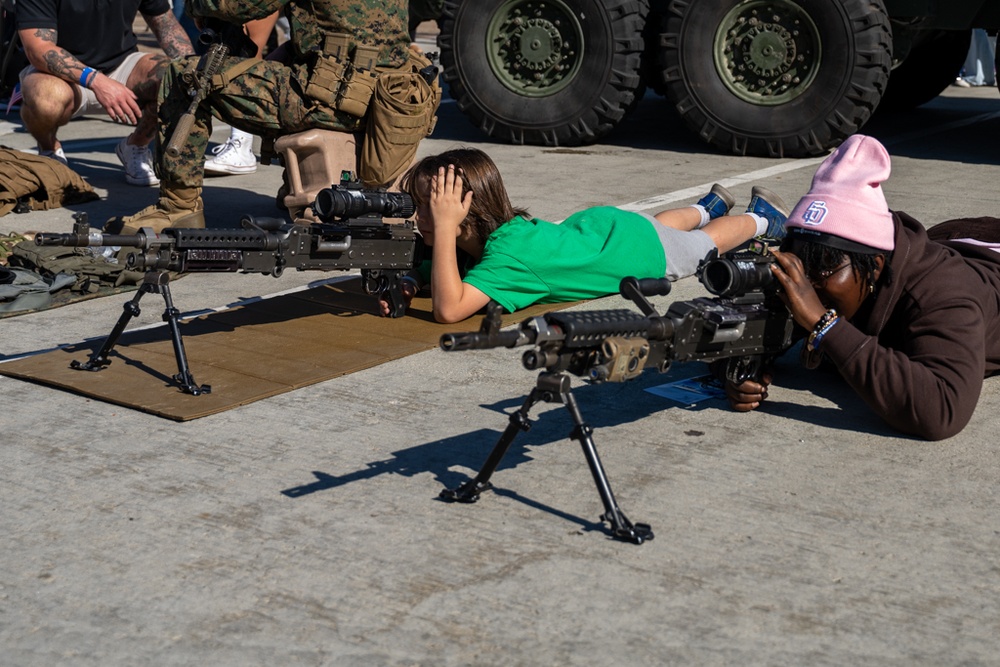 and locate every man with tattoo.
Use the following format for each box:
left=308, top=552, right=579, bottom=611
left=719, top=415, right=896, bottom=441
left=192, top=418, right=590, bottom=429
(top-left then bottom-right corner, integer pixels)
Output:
left=15, top=0, right=194, bottom=186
